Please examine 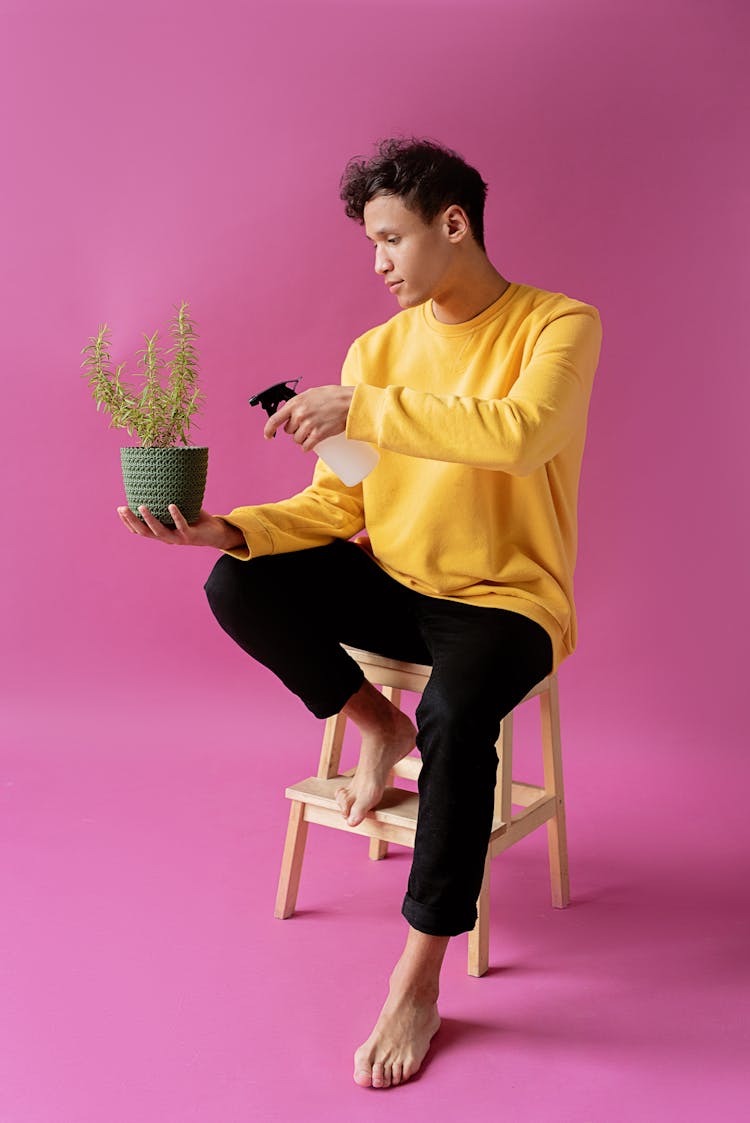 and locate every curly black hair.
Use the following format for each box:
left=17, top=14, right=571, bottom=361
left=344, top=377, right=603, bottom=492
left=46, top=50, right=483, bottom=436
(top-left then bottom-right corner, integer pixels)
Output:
left=339, top=136, right=488, bottom=251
